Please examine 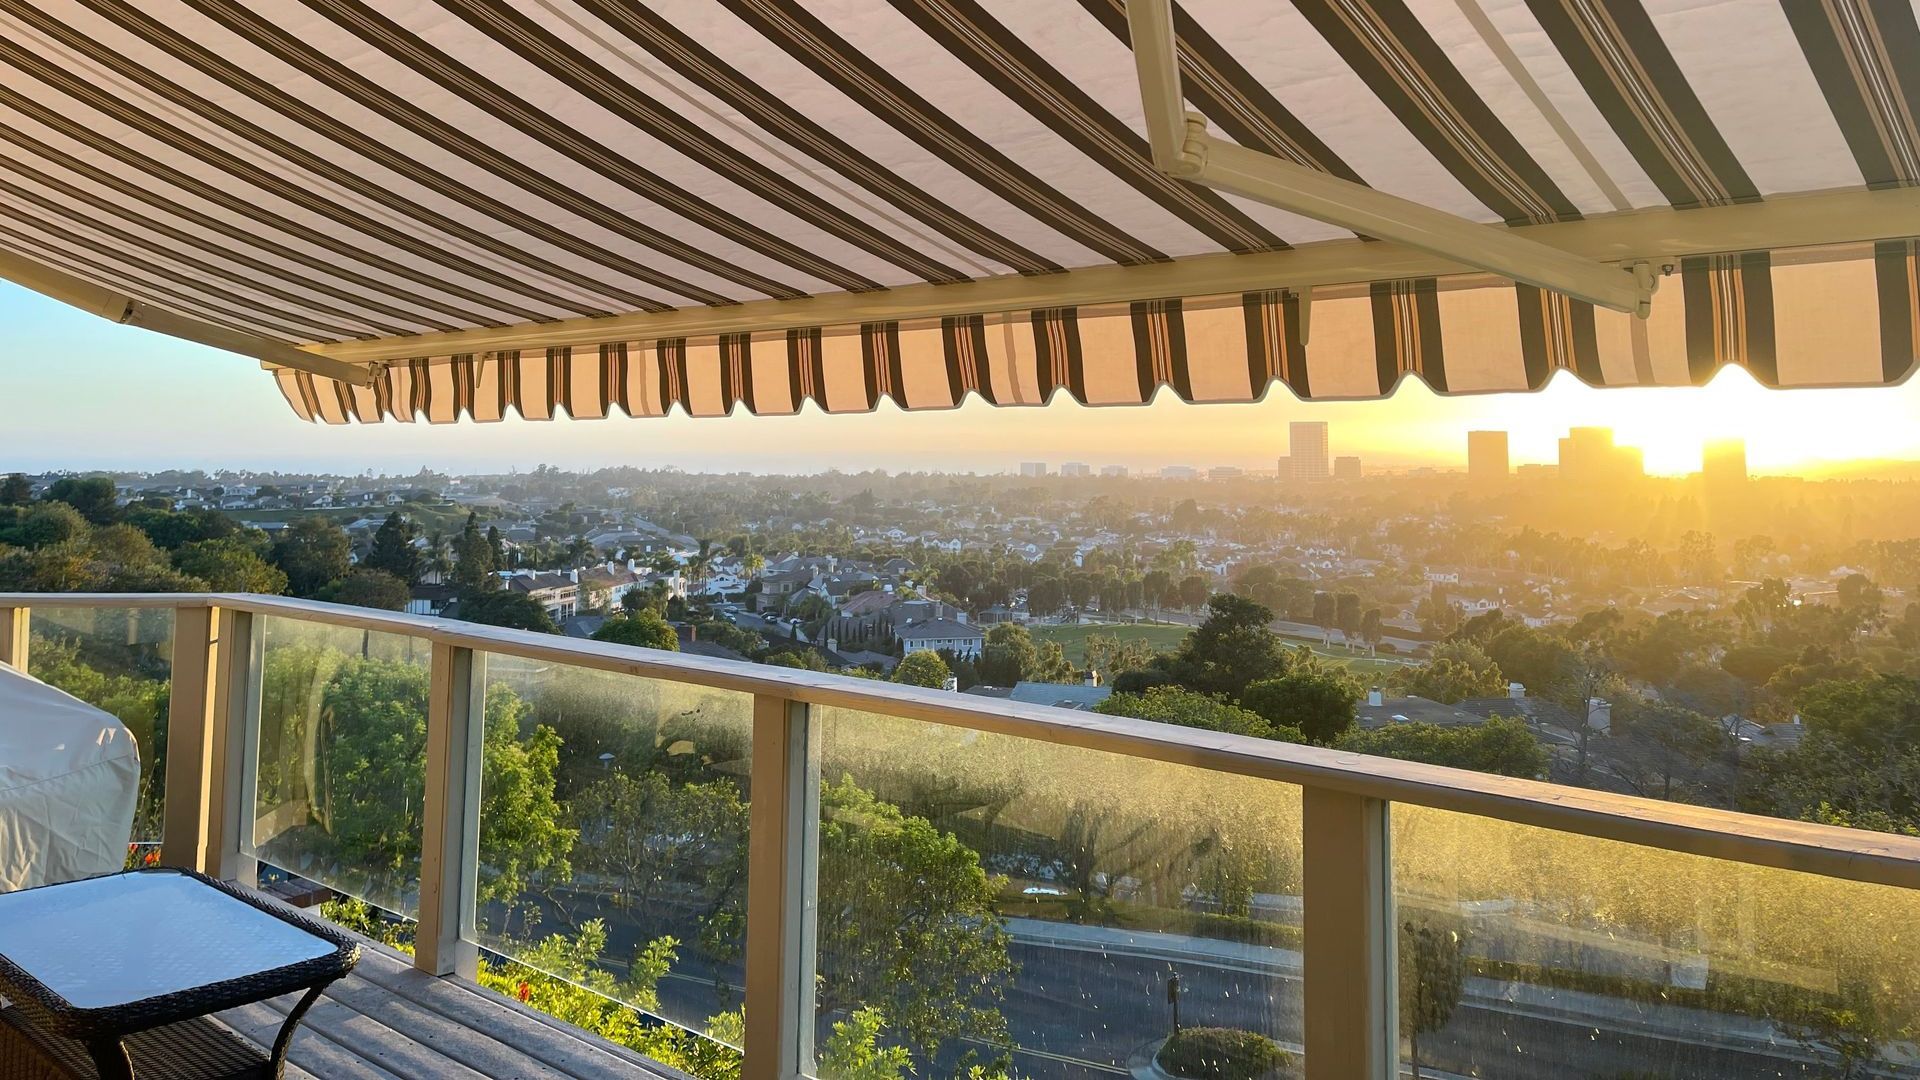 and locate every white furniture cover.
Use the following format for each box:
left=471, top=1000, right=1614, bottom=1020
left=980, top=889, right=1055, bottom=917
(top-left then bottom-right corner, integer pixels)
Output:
left=0, top=661, right=140, bottom=891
